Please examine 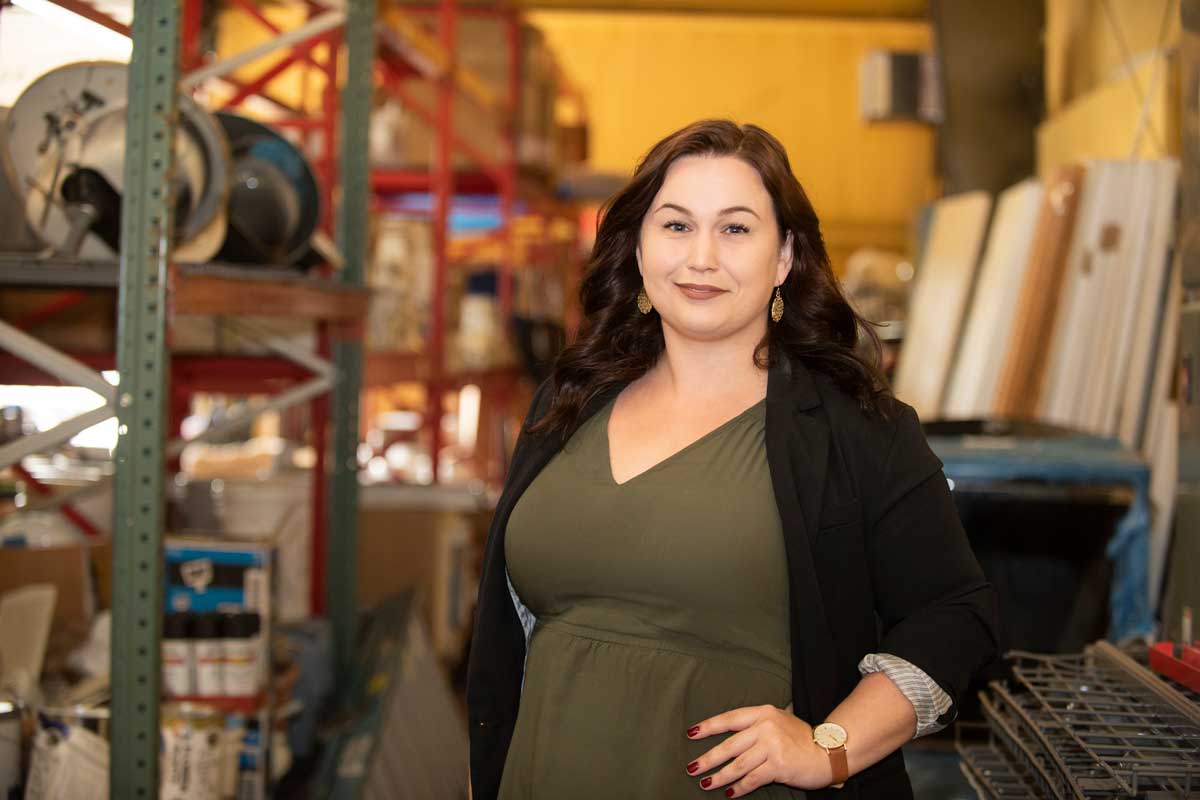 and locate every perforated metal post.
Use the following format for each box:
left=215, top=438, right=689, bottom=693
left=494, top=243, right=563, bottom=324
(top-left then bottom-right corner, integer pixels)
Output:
left=111, top=0, right=177, bottom=795
left=329, top=0, right=374, bottom=687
